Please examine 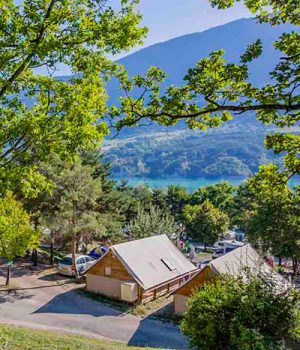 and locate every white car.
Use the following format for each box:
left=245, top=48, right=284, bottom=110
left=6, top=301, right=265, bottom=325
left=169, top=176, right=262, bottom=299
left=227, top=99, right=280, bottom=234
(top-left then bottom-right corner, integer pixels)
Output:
left=58, top=254, right=96, bottom=276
